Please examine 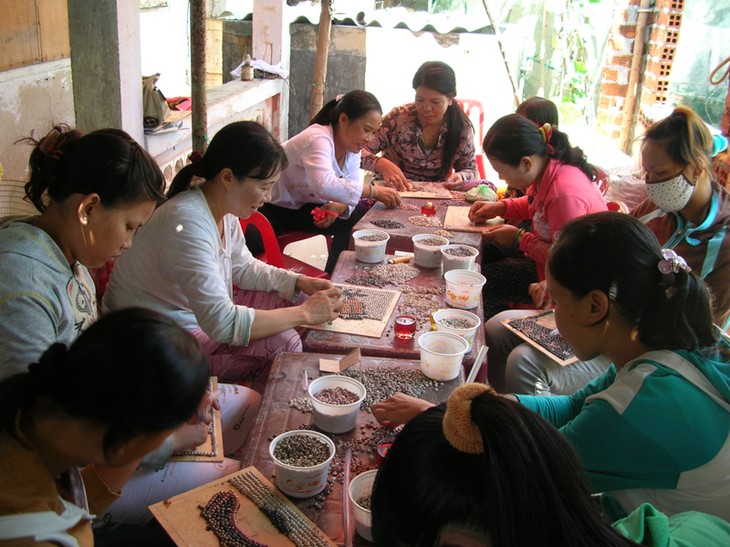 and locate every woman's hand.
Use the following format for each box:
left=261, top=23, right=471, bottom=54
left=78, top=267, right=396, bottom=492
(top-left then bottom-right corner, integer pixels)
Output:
left=296, top=276, right=334, bottom=296
left=376, top=158, right=412, bottom=191
left=371, top=393, right=435, bottom=427
left=171, top=423, right=208, bottom=451
left=299, top=286, right=342, bottom=325
left=529, top=280, right=552, bottom=309
left=468, top=200, right=506, bottom=224
left=482, top=224, right=520, bottom=248
left=443, top=172, right=464, bottom=190
left=373, top=184, right=402, bottom=209
left=313, top=202, right=347, bottom=229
